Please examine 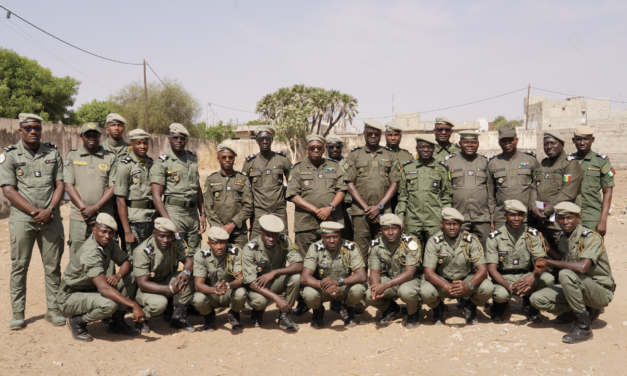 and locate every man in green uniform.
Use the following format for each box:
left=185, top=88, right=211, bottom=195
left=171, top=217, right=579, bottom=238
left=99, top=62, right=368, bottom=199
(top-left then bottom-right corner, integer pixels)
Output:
left=193, top=227, right=247, bottom=332
left=151, top=123, right=206, bottom=257
left=531, top=131, right=584, bottom=251
left=241, top=125, right=291, bottom=234
left=570, top=126, right=615, bottom=235
left=530, top=202, right=615, bottom=344
left=1, top=113, right=66, bottom=329
left=345, top=120, right=400, bottom=257
left=432, top=117, right=461, bottom=163
left=65, top=123, right=116, bottom=258
left=301, top=222, right=366, bottom=328
left=114, top=129, right=156, bottom=260
left=486, top=126, right=540, bottom=231
left=396, top=134, right=451, bottom=249
left=326, top=134, right=354, bottom=242
left=58, top=213, right=143, bottom=341
left=486, top=200, right=554, bottom=323
left=242, top=215, right=302, bottom=331
left=203, top=143, right=253, bottom=247
left=133, top=217, right=196, bottom=333
left=444, top=130, right=491, bottom=249
left=421, top=208, right=494, bottom=325
left=101, top=113, right=130, bottom=165
left=364, top=214, right=422, bottom=328
left=385, top=122, right=414, bottom=213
